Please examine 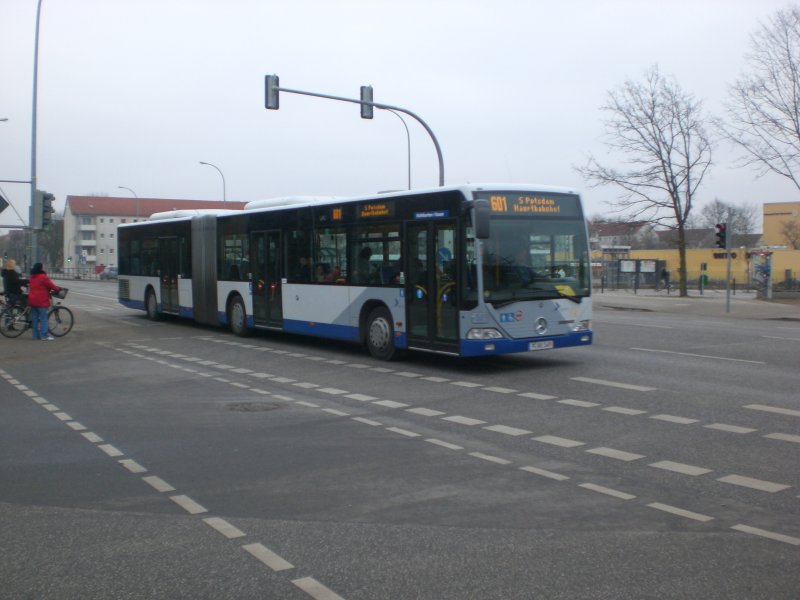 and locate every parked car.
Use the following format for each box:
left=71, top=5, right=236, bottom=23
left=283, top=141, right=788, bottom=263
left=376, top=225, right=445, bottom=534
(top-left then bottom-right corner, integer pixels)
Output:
left=100, top=267, right=118, bottom=280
